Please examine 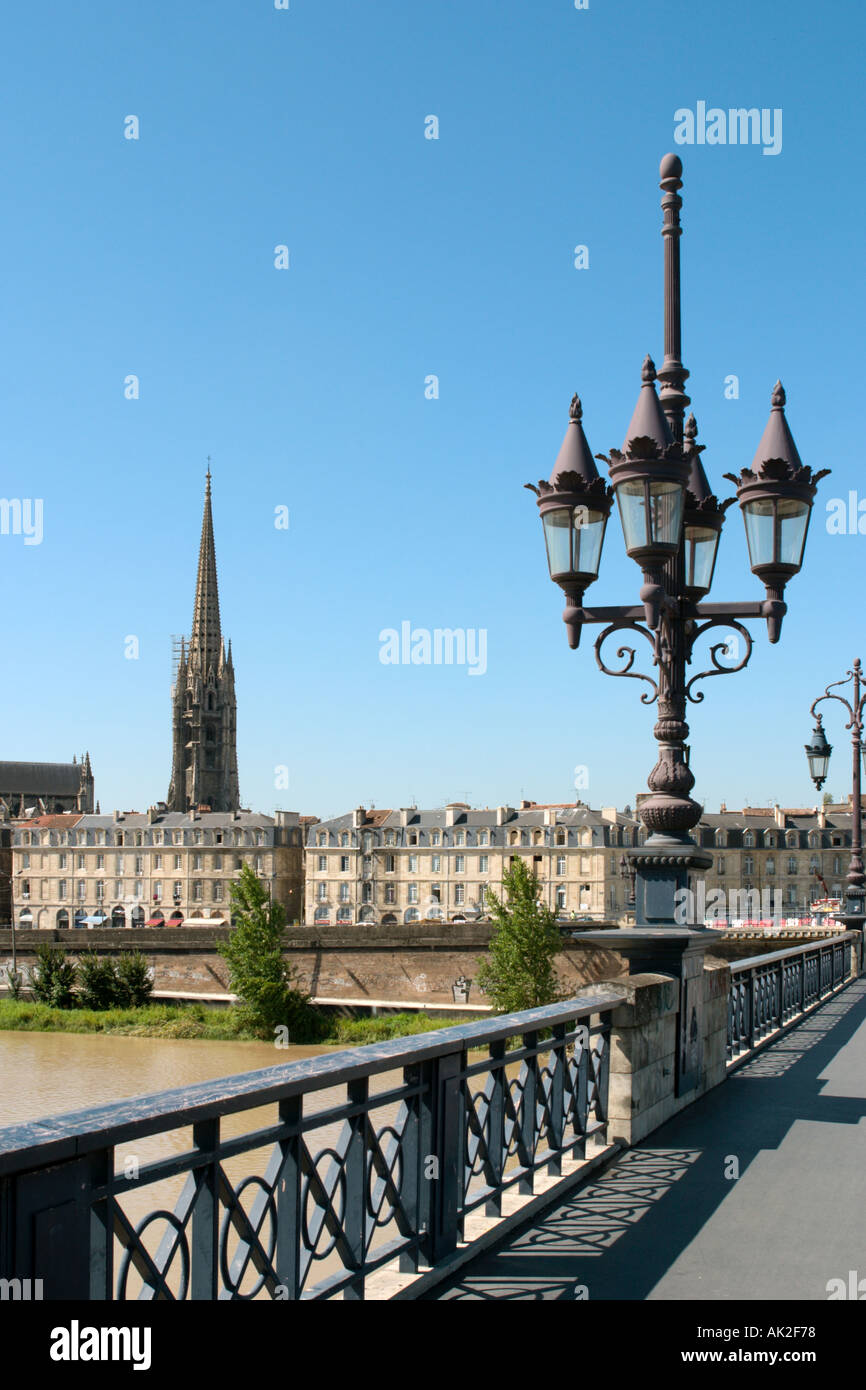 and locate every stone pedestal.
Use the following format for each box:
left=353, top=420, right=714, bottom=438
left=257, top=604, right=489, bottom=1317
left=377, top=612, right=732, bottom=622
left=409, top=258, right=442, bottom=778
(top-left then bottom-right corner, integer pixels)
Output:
left=571, top=926, right=720, bottom=1096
